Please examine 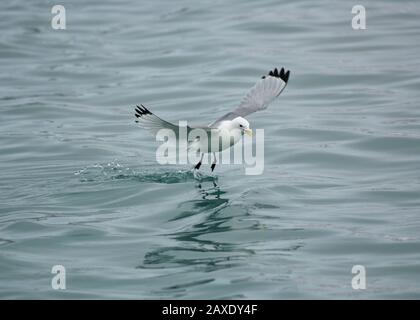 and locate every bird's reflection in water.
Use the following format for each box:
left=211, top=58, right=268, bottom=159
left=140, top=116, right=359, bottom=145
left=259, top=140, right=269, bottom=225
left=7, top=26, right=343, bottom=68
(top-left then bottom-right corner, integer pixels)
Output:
left=196, top=178, right=220, bottom=199
left=138, top=177, right=255, bottom=272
